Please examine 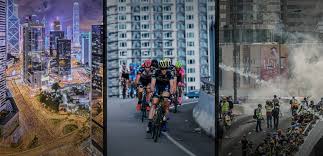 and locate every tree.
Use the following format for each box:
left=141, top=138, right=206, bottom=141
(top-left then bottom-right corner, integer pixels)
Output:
left=52, top=82, right=60, bottom=92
